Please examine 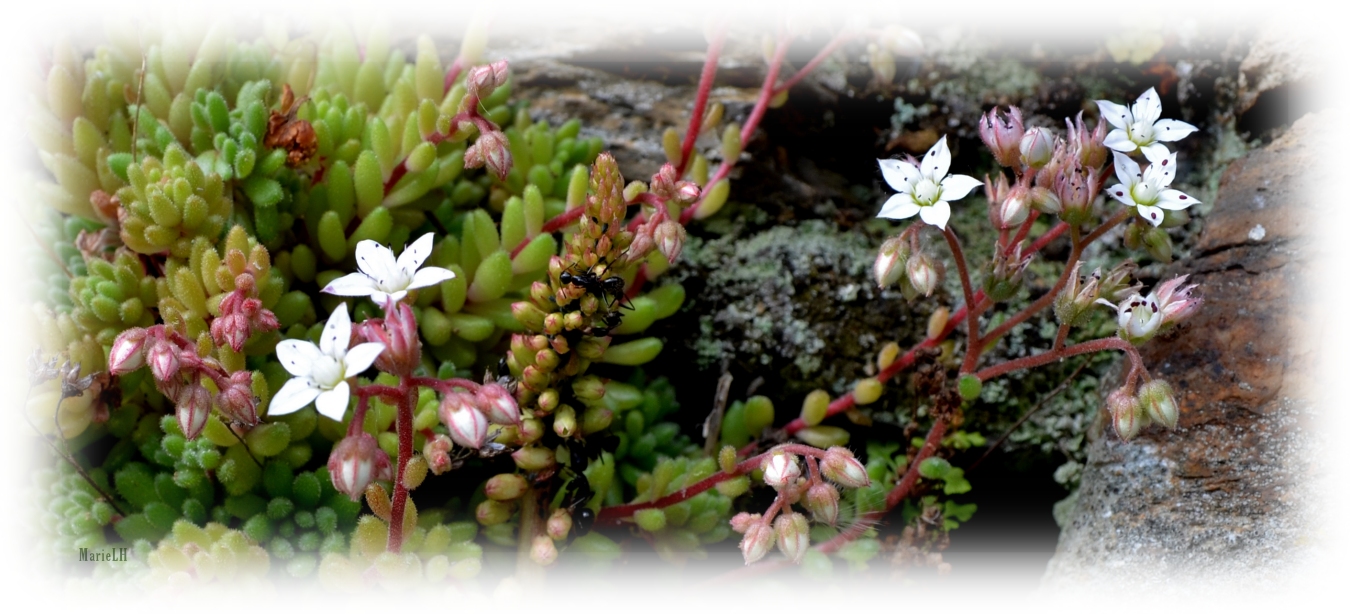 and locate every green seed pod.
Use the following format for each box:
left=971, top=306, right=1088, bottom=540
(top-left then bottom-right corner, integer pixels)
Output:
left=599, top=338, right=663, bottom=366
